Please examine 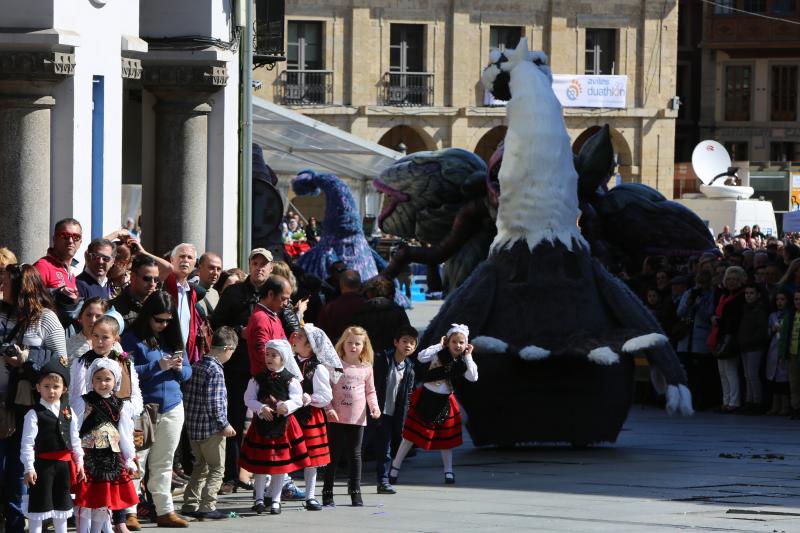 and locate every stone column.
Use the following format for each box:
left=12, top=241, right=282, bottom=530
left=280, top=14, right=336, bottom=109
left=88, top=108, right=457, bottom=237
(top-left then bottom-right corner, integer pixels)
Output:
left=143, top=65, right=227, bottom=256
left=0, top=95, right=56, bottom=262
left=0, top=51, right=74, bottom=262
